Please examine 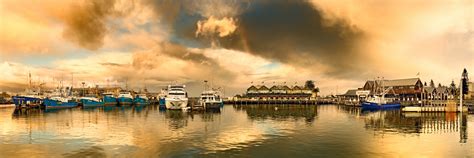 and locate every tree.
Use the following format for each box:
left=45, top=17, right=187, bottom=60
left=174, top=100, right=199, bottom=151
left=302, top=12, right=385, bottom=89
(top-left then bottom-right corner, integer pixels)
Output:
left=305, top=80, right=315, bottom=89
left=462, top=68, right=469, bottom=95
left=438, top=83, right=442, bottom=87
left=424, top=82, right=427, bottom=86
left=450, top=80, right=456, bottom=88
left=450, top=80, right=457, bottom=94
left=313, top=87, right=320, bottom=93
left=430, top=79, right=435, bottom=87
